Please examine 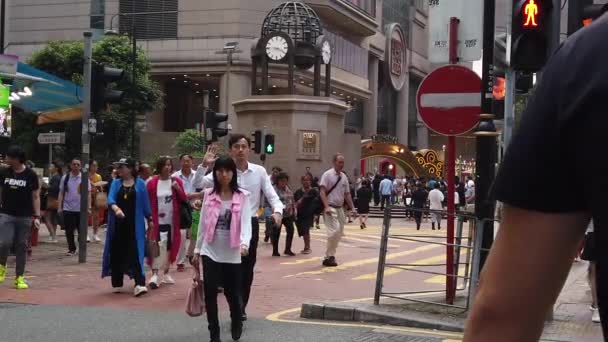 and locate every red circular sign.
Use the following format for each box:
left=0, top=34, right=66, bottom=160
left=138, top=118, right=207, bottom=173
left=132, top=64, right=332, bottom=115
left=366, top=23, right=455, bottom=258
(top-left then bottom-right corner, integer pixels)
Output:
left=416, top=65, right=481, bottom=136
